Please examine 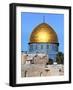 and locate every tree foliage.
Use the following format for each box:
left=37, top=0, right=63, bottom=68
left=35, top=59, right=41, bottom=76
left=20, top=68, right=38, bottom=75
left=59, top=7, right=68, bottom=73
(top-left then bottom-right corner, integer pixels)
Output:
left=46, top=58, right=53, bottom=65
left=56, top=52, right=64, bottom=64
